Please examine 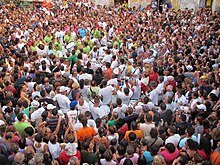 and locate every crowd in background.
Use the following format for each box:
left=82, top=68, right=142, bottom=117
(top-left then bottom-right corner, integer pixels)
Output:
left=0, top=1, right=220, bottom=165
